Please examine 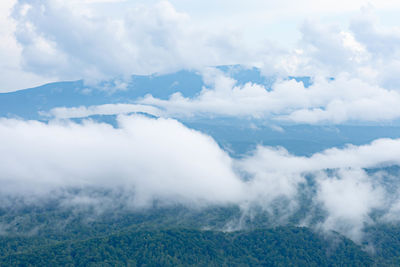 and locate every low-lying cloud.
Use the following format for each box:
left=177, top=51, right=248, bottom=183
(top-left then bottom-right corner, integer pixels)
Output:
left=139, top=69, right=400, bottom=124
left=1, top=115, right=400, bottom=241
left=0, top=115, right=244, bottom=206
left=42, top=103, right=162, bottom=119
